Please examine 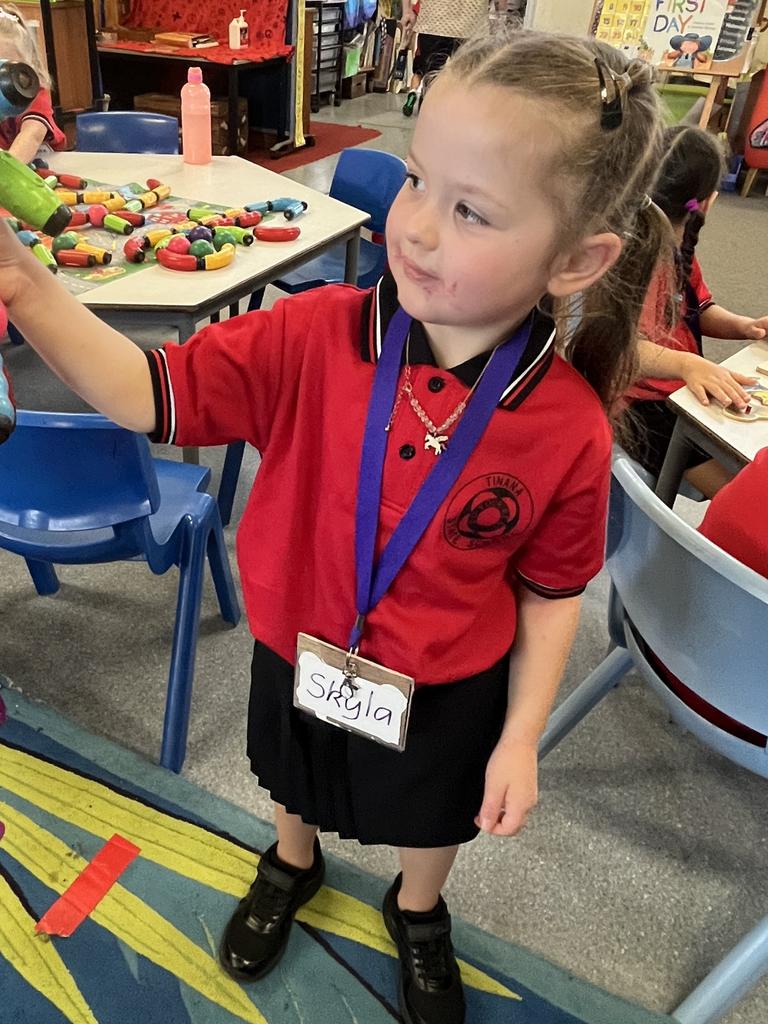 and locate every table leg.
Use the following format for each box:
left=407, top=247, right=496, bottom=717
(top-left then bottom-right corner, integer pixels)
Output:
left=228, top=67, right=239, bottom=156
left=178, top=318, right=199, bottom=464
left=344, top=232, right=360, bottom=285
left=655, top=418, right=692, bottom=506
